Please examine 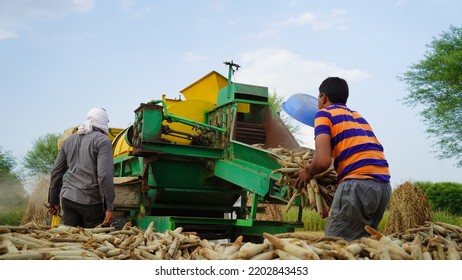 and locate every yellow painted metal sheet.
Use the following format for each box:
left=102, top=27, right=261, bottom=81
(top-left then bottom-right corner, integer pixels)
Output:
left=237, top=102, right=250, bottom=113
left=162, top=99, right=215, bottom=145
left=180, top=71, right=228, bottom=104
left=162, top=94, right=182, bottom=107
left=112, top=128, right=132, bottom=158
